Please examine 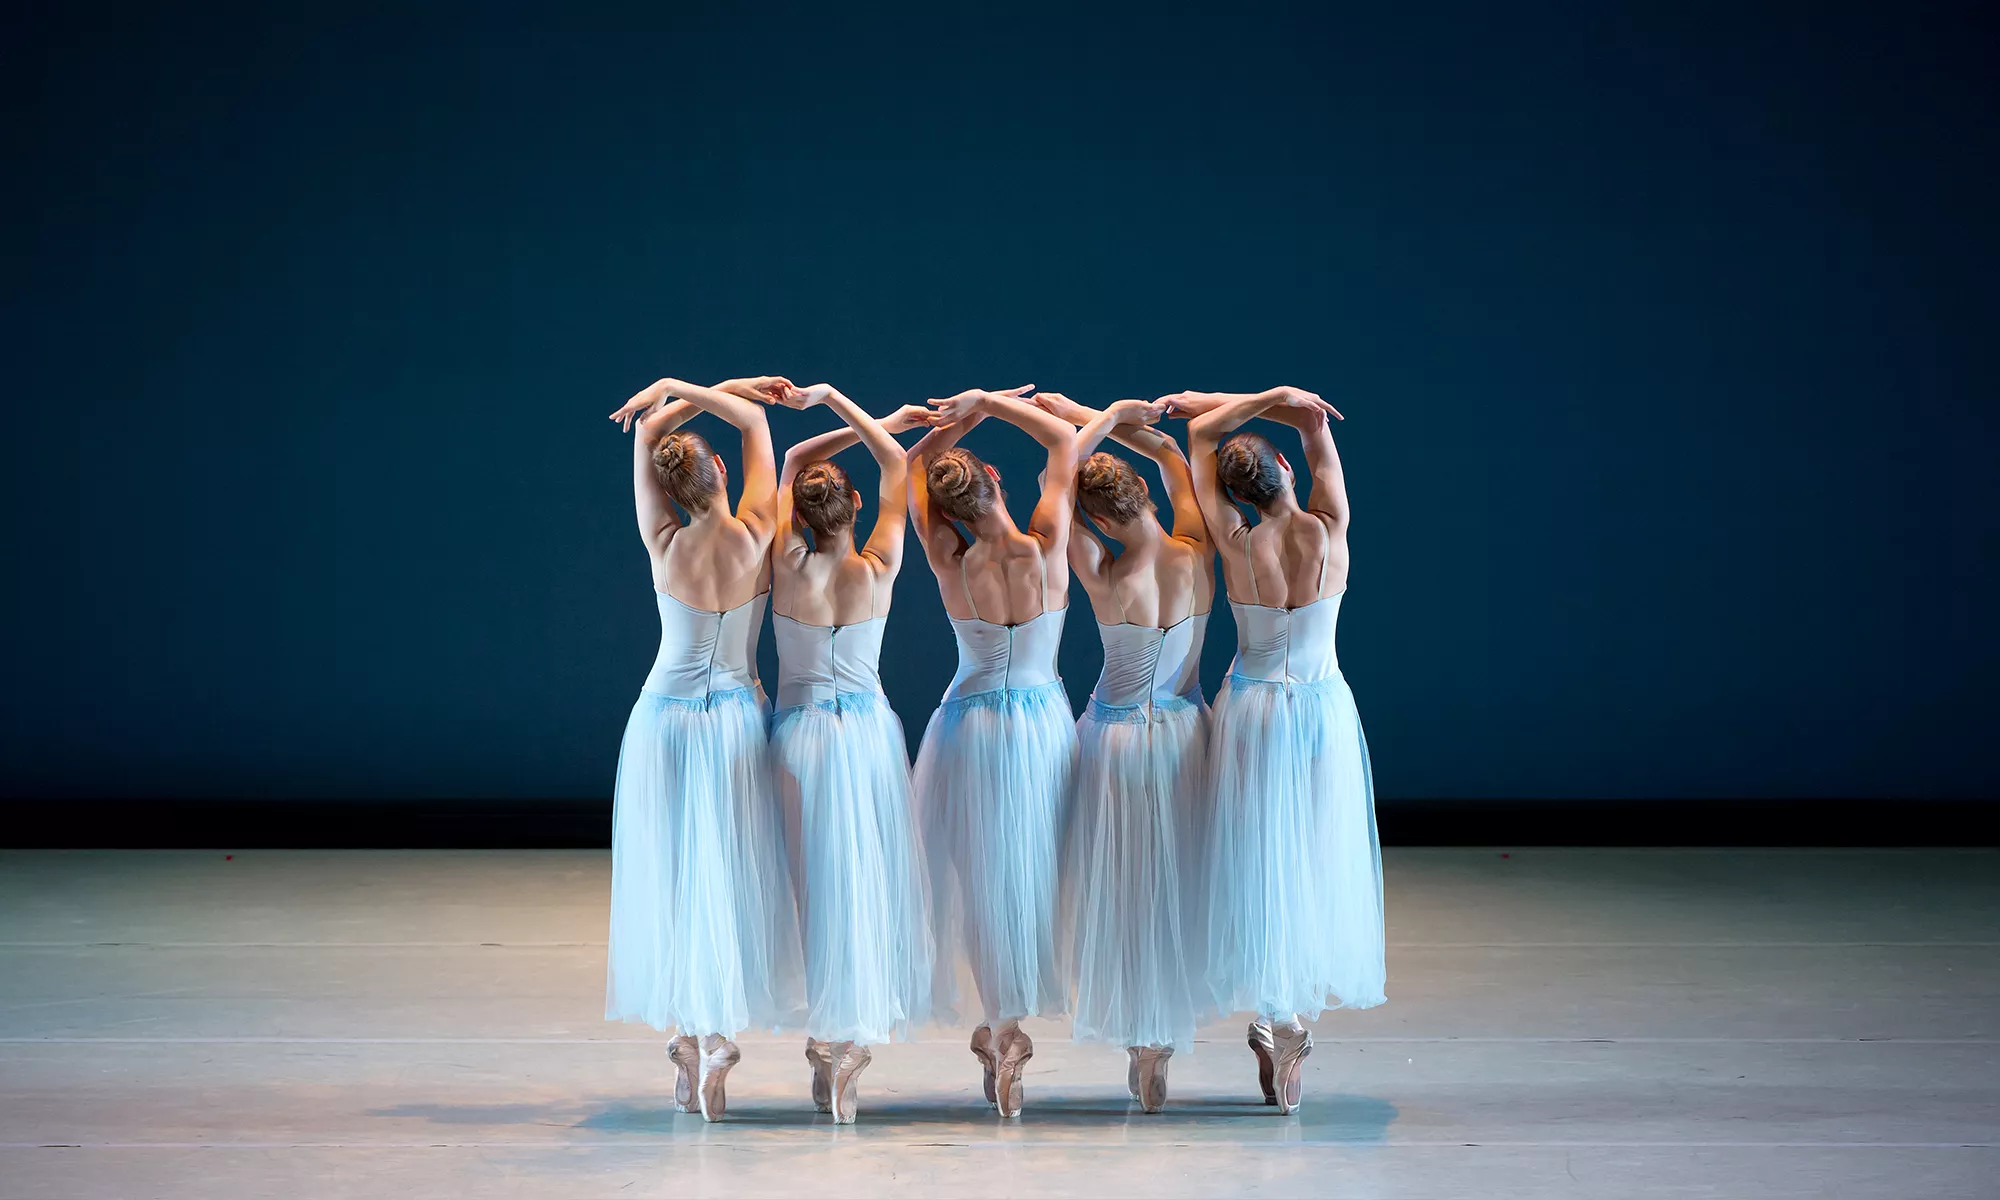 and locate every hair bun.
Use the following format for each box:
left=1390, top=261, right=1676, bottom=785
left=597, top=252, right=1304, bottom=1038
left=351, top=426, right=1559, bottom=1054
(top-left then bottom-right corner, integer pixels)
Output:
left=1079, top=454, right=1119, bottom=491
left=930, top=455, right=971, bottom=496
left=795, top=465, right=834, bottom=504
